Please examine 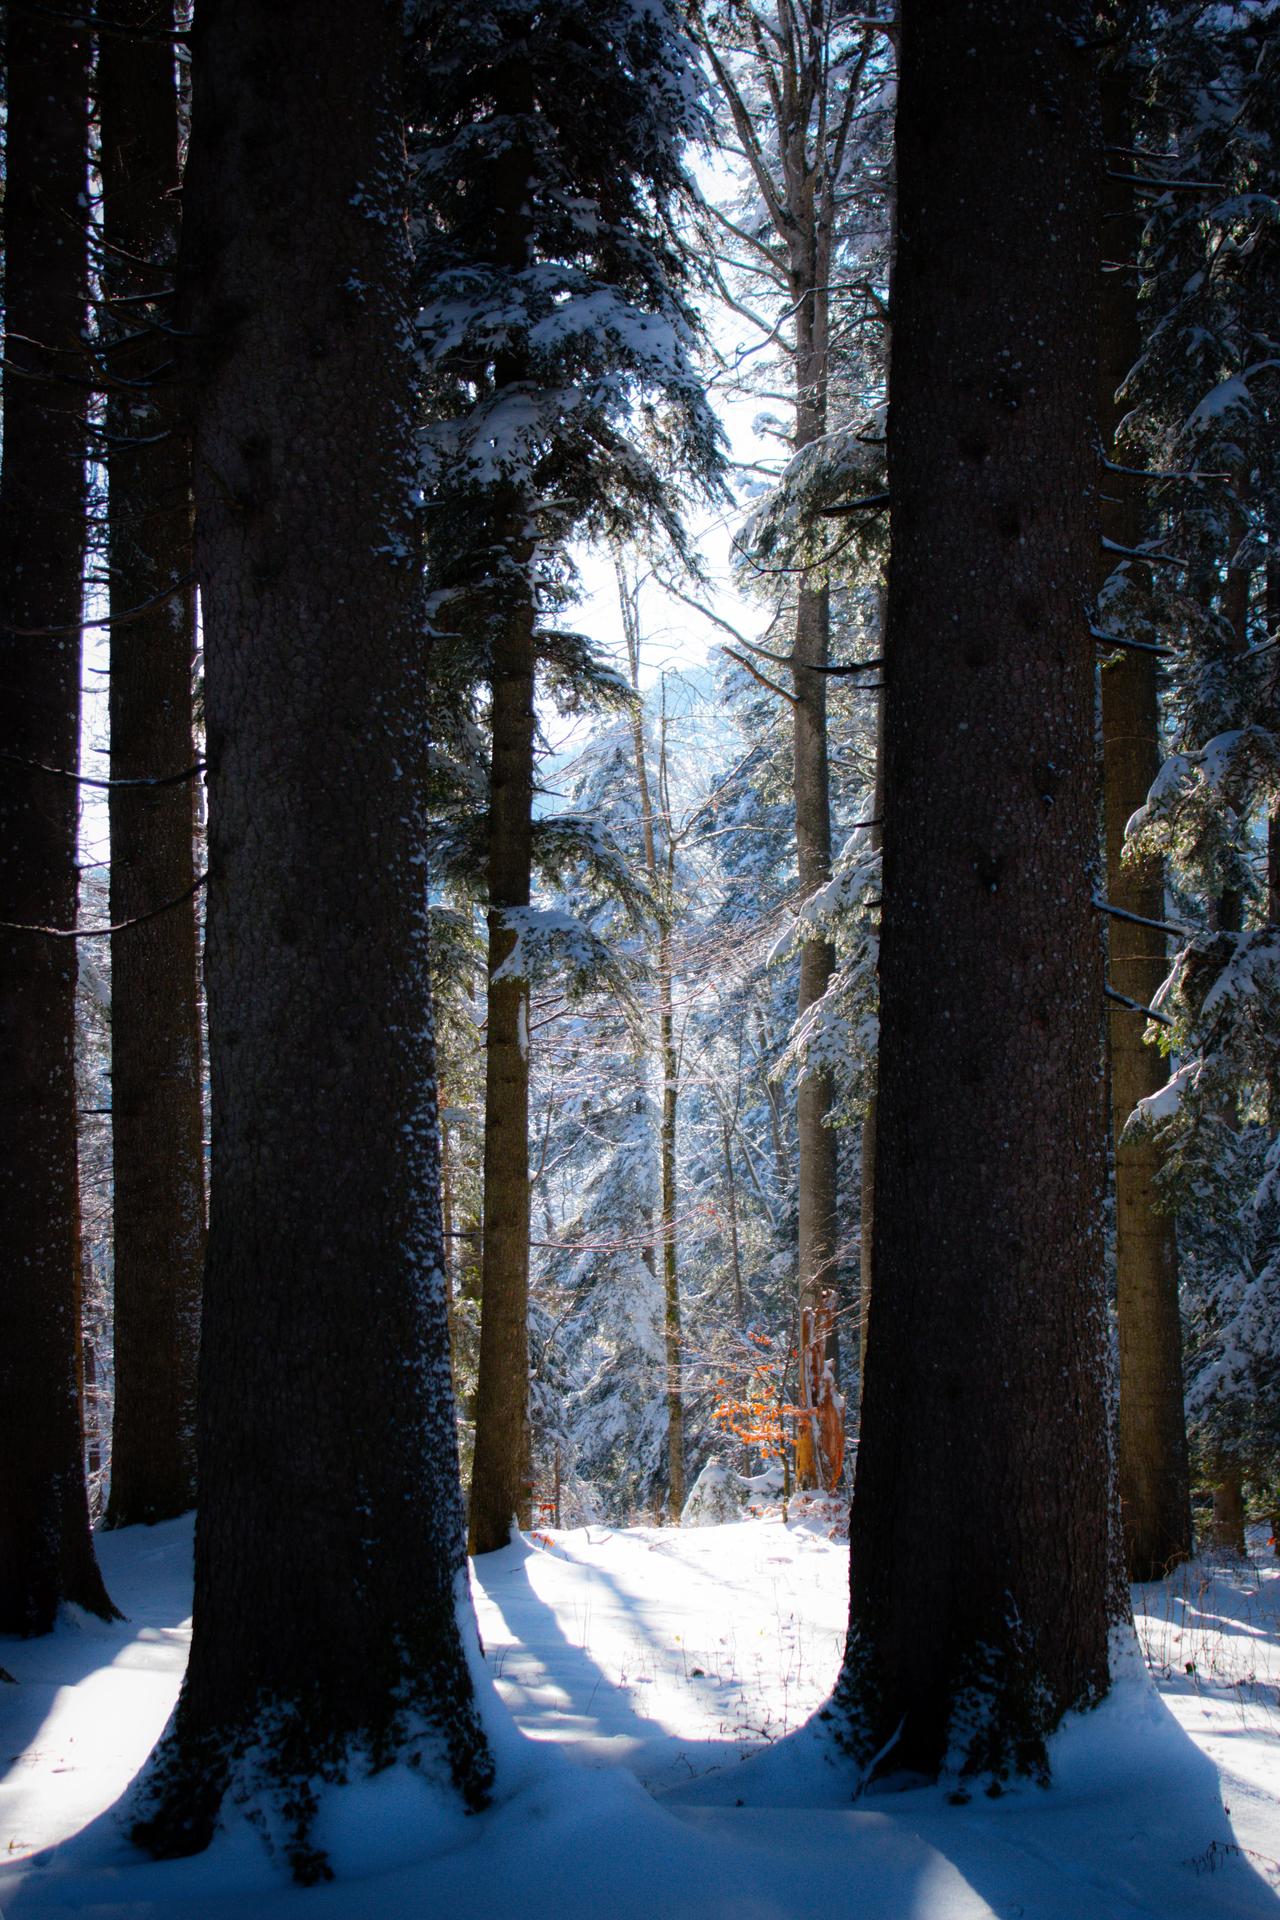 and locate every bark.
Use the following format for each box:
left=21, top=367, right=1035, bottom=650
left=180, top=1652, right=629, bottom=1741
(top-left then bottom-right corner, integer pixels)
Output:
left=858, top=671, right=885, bottom=1378
left=468, top=564, right=536, bottom=1555
left=466, top=55, right=538, bottom=1556
left=1098, top=65, right=1191, bottom=1584
left=1268, top=562, right=1280, bottom=1129
left=131, top=0, right=491, bottom=1872
left=99, top=0, right=206, bottom=1531
left=791, top=242, right=839, bottom=1490
left=842, top=2, right=1114, bottom=1782
left=0, top=8, right=116, bottom=1634
left=623, top=589, right=684, bottom=1516
left=659, top=916, right=684, bottom=1518
left=1210, top=1467, right=1247, bottom=1557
